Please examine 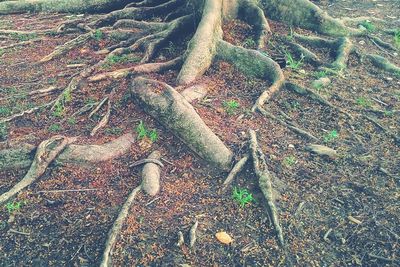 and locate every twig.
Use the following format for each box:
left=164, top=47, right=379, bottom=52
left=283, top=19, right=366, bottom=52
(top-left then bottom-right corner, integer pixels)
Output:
left=323, top=228, right=332, bottom=242
left=368, top=253, right=396, bottom=263
left=221, top=155, right=249, bottom=192
left=177, top=231, right=184, bottom=247
left=145, top=197, right=160, bottom=206
left=36, top=188, right=101, bottom=194
left=189, top=219, right=198, bottom=248
left=8, top=229, right=30, bottom=236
